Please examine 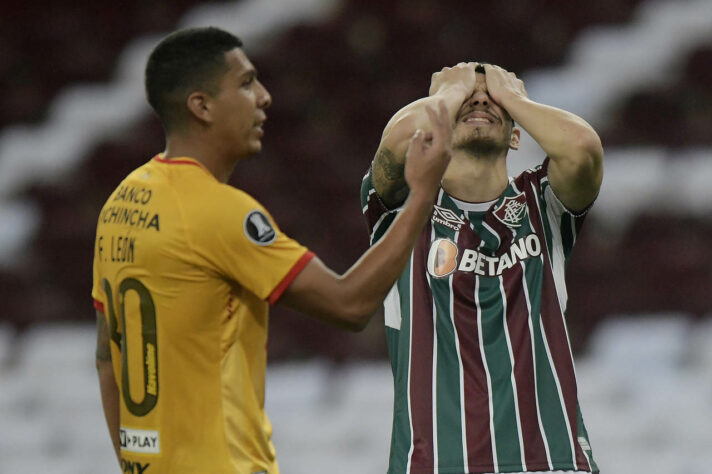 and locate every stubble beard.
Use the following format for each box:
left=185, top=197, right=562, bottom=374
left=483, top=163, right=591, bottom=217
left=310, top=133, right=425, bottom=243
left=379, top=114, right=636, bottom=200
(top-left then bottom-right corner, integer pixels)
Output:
left=453, top=129, right=509, bottom=159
